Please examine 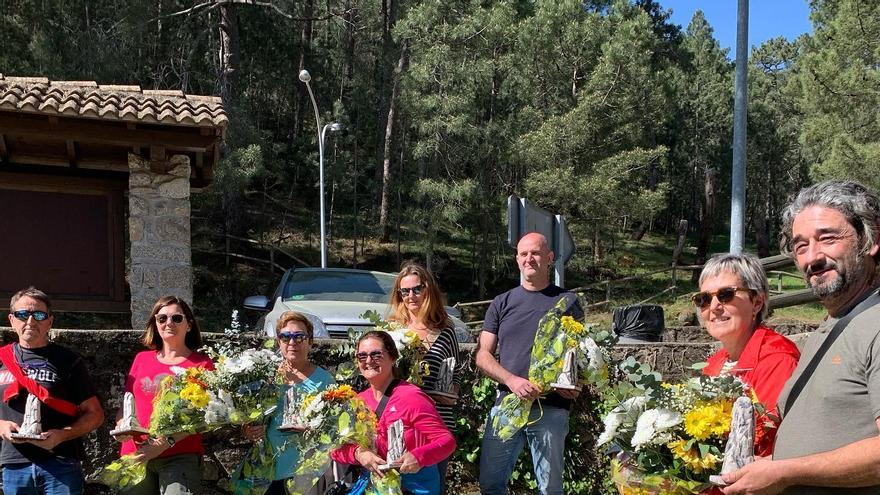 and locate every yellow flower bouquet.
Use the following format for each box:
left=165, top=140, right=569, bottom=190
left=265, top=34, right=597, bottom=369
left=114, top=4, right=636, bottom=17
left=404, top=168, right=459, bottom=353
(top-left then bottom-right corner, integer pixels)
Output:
left=149, top=366, right=213, bottom=436
left=288, top=384, right=379, bottom=495
left=492, top=296, right=612, bottom=441
left=598, top=358, right=746, bottom=494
